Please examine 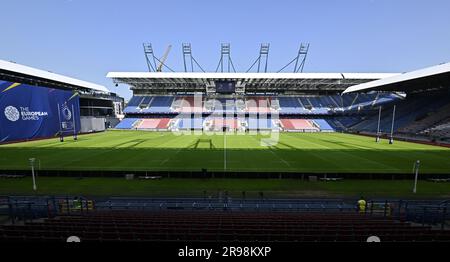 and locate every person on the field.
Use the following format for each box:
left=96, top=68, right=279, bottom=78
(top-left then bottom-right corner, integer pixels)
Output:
left=357, top=197, right=367, bottom=214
